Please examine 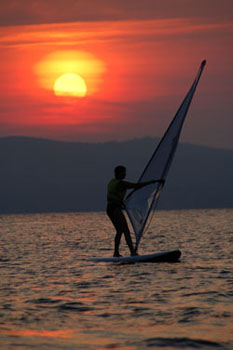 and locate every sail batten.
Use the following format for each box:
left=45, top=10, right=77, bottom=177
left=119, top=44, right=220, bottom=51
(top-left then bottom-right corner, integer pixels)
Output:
left=125, top=60, right=206, bottom=248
